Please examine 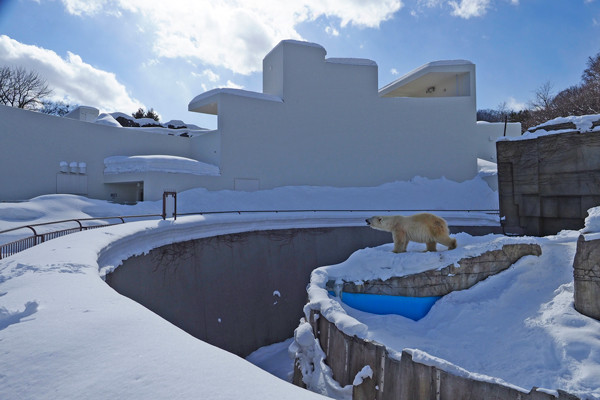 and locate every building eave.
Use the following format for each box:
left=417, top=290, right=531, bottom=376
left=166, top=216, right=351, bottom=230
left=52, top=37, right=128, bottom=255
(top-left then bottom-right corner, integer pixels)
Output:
left=188, top=88, right=283, bottom=115
left=379, top=60, right=474, bottom=98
